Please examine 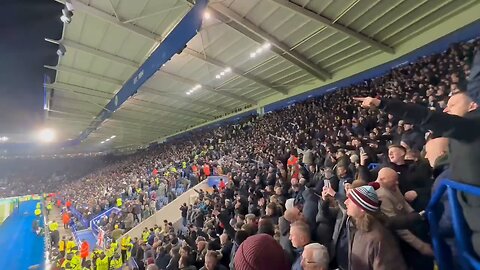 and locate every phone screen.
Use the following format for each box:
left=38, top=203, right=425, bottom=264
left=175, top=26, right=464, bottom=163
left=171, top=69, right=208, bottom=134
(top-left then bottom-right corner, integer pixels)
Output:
left=324, top=179, right=331, bottom=189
